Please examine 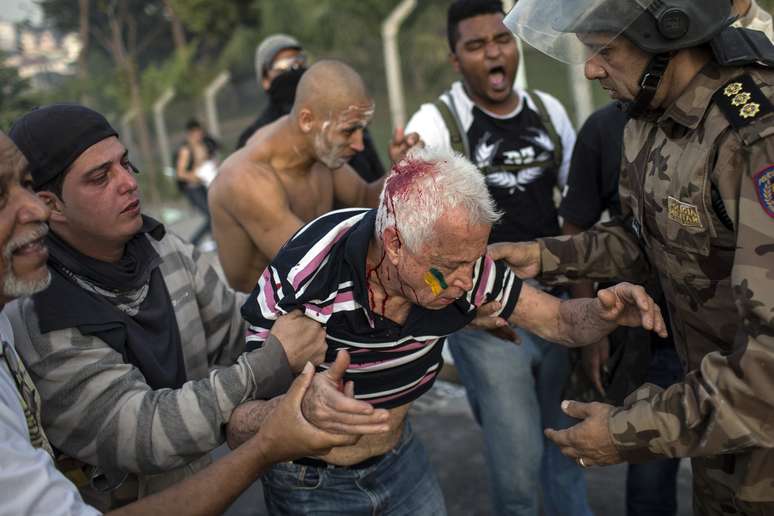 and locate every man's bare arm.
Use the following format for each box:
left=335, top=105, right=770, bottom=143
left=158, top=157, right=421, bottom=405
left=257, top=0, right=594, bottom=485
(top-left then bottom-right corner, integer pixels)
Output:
left=332, top=164, right=384, bottom=208
left=227, top=398, right=280, bottom=449
left=509, top=282, right=667, bottom=347
left=217, top=158, right=305, bottom=260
